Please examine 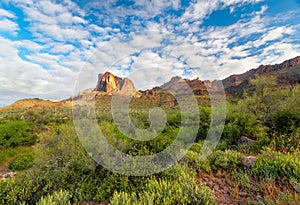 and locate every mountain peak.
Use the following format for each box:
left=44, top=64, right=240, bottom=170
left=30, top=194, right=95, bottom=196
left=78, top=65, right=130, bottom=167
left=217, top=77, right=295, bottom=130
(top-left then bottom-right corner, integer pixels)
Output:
left=95, top=72, right=136, bottom=95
